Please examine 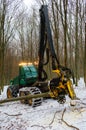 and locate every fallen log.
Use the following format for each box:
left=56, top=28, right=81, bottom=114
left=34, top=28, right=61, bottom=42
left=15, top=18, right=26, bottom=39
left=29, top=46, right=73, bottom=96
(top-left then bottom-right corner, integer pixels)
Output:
left=0, top=92, right=49, bottom=104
